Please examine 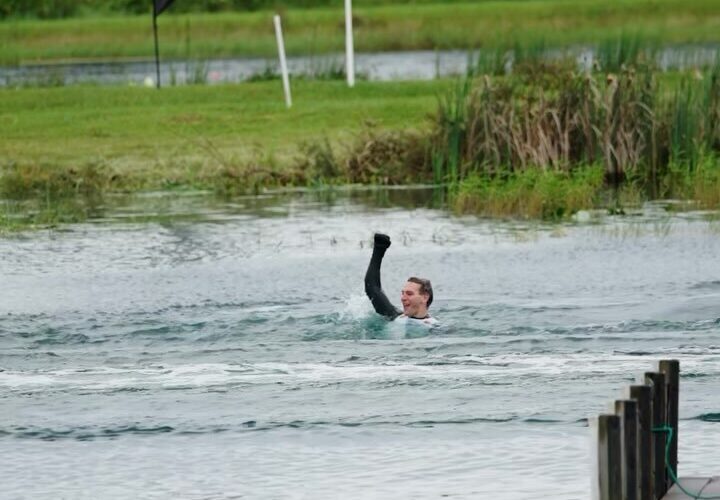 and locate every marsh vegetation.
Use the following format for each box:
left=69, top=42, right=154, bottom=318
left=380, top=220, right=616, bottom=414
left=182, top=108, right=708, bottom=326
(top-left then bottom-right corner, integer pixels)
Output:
left=434, top=48, right=720, bottom=217
left=2, top=6, right=720, bottom=230
left=3, top=53, right=720, bottom=229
